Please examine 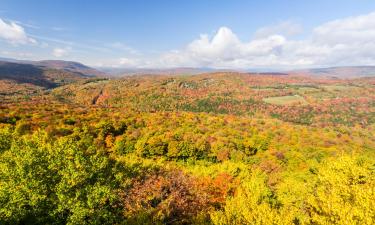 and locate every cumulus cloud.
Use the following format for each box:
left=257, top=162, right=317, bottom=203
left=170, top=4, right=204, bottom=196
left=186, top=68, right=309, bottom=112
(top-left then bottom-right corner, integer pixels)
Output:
left=149, top=11, right=375, bottom=69
left=313, top=12, right=375, bottom=45
left=6, top=11, right=375, bottom=69
left=156, top=26, right=291, bottom=69
left=0, top=18, right=36, bottom=45
left=305, top=12, right=375, bottom=66
left=52, top=47, right=70, bottom=57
